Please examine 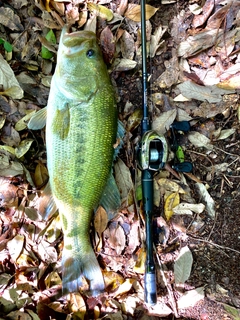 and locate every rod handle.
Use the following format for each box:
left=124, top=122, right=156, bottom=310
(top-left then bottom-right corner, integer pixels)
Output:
left=144, top=271, right=157, bottom=305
